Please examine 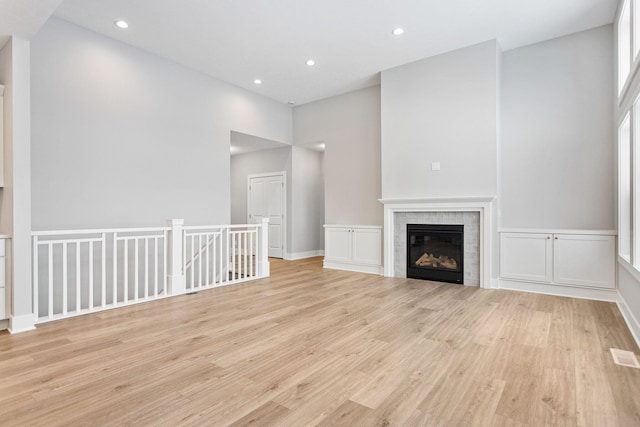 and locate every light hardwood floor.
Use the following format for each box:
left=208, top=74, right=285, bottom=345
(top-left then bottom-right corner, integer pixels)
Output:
left=1, top=257, right=639, bottom=426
